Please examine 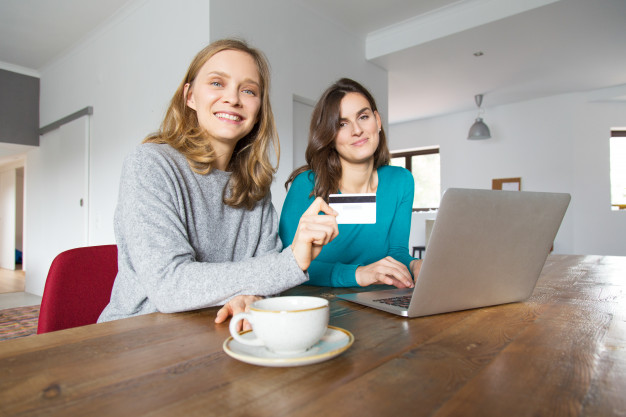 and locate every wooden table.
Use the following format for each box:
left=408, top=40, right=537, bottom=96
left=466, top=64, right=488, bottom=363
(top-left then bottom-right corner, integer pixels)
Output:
left=1, top=255, right=625, bottom=416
